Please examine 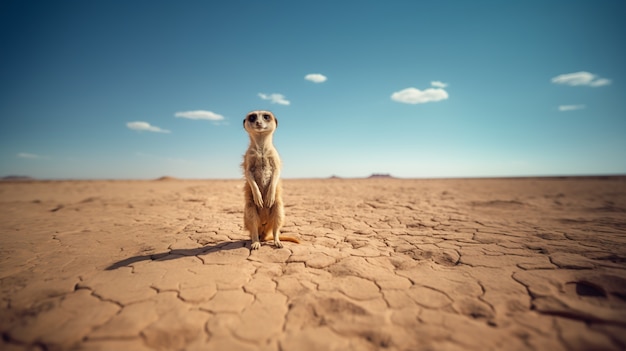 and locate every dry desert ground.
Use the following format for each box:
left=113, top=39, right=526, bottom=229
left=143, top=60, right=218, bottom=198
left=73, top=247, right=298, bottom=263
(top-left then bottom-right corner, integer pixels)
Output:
left=1, top=177, right=625, bottom=350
